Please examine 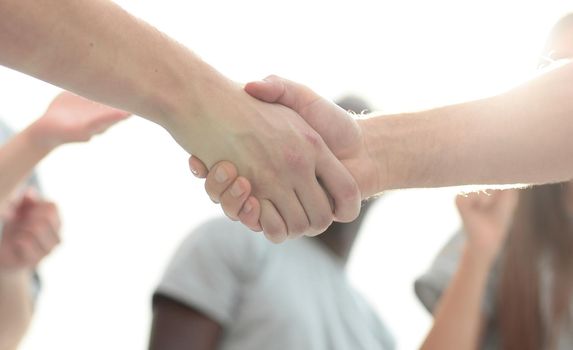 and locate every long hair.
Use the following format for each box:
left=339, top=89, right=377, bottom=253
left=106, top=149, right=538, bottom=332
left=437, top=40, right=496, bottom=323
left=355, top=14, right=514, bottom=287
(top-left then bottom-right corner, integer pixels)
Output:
left=496, top=183, right=573, bottom=350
